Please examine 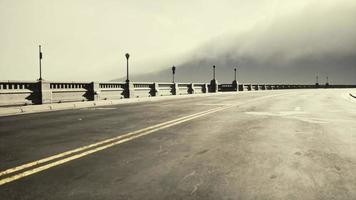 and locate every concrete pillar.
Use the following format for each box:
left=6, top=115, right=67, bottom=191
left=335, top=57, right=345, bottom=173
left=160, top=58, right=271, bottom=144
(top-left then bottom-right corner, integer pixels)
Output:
left=232, top=80, right=238, bottom=91
left=124, top=81, right=135, bottom=98
left=38, top=80, right=52, bottom=104
left=203, top=83, right=208, bottom=93
left=90, top=82, right=100, bottom=101
left=172, top=83, right=179, bottom=95
left=189, top=83, right=195, bottom=94
left=153, top=82, right=160, bottom=96
left=209, top=79, right=218, bottom=93
left=238, top=84, right=244, bottom=91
